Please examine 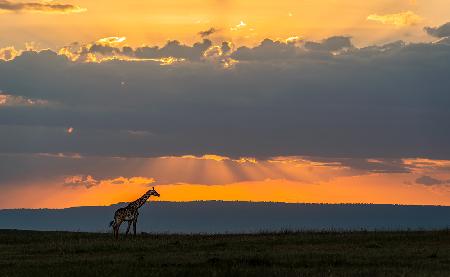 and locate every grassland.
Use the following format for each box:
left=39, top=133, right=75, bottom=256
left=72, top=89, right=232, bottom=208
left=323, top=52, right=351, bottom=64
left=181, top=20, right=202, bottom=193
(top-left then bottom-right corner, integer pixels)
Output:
left=0, top=229, right=449, bottom=276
